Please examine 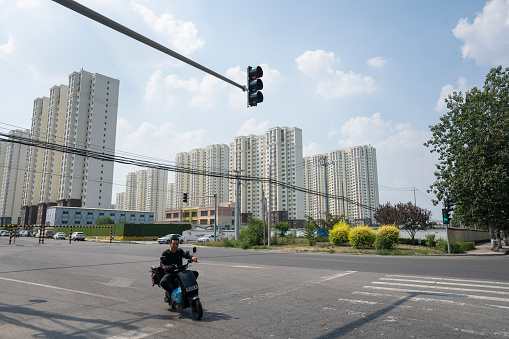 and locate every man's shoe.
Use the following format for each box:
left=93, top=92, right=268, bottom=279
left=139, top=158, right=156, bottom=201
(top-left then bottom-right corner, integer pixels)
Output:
left=164, top=296, right=170, bottom=303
